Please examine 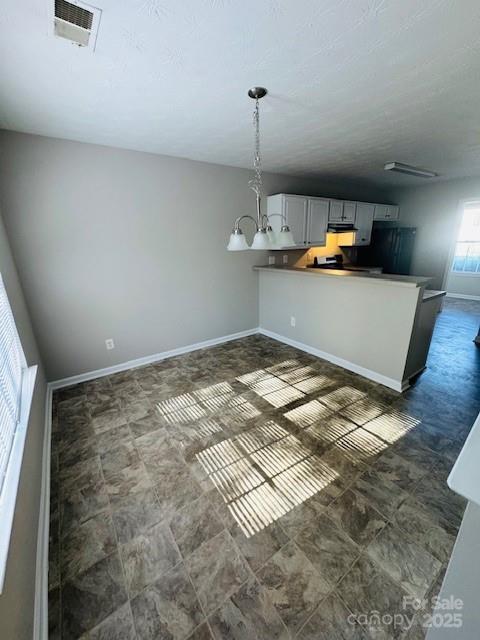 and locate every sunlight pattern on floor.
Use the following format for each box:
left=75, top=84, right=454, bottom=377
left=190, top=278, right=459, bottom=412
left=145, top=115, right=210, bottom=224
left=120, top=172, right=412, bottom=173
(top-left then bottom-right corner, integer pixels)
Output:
left=363, top=410, right=420, bottom=443
left=317, top=385, right=367, bottom=411
left=156, top=381, right=261, bottom=428
left=180, top=359, right=422, bottom=538
left=198, top=433, right=338, bottom=537
left=340, top=397, right=389, bottom=425
left=196, top=412, right=338, bottom=537
left=284, top=399, right=332, bottom=428
left=235, top=421, right=290, bottom=453
left=306, top=414, right=358, bottom=444
left=334, top=427, right=388, bottom=463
